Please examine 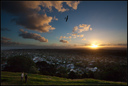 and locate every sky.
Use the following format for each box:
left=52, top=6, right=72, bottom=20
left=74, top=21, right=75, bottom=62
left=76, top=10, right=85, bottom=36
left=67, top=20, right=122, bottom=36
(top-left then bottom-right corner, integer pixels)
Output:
left=1, top=1, right=127, bottom=49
